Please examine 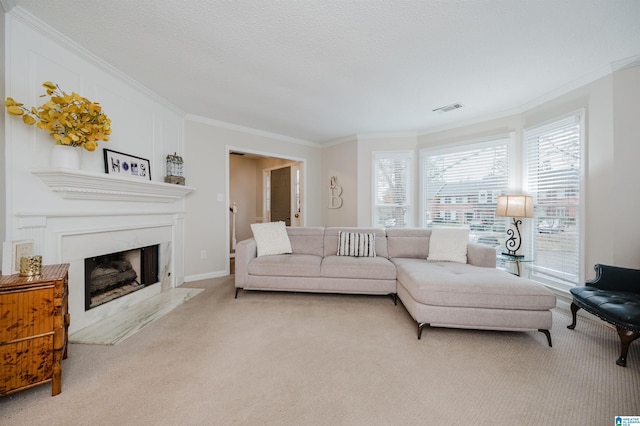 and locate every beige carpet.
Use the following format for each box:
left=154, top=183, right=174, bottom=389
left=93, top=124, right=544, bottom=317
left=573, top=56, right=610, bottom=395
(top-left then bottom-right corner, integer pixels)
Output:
left=1, top=276, right=638, bottom=425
